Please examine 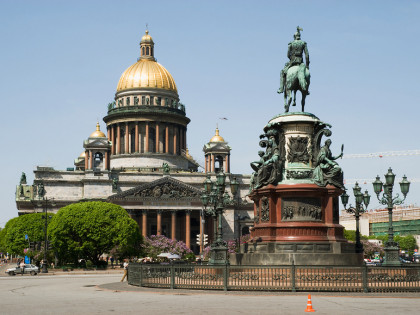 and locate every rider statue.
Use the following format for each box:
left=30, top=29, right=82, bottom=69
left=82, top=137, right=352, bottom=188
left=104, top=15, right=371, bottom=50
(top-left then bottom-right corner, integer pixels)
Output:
left=278, top=26, right=310, bottom=94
